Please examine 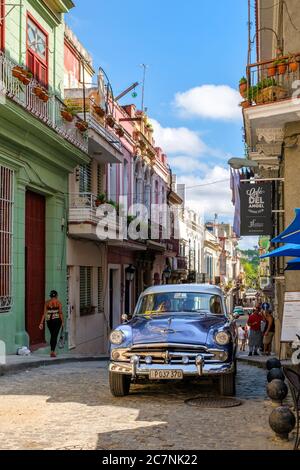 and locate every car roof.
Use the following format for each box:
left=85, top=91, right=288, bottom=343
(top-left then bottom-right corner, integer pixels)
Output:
left=141, top=284, right=224, bottom=297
